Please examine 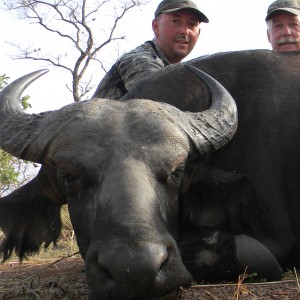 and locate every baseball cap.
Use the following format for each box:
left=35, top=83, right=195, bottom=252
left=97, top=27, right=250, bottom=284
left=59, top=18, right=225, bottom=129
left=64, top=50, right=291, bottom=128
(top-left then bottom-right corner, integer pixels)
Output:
left=265, top=0, right=300, bottom=21
left=155, top=0, right=209, bottom=23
